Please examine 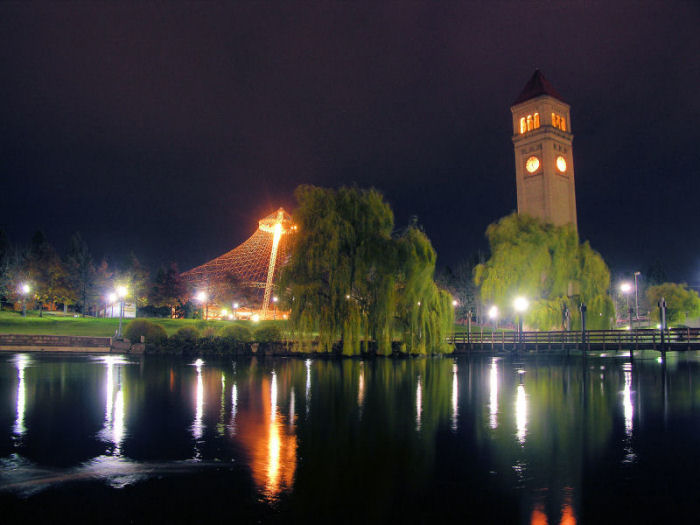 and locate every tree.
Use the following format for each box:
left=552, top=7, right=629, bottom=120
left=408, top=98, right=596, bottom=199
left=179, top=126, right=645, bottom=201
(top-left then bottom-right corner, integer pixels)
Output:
left=436, top=251, right=485, bottom=323
left=116, top=253, right=150, bottom=308
left=64, top=232, right=95, bottom=316
left=0, top=228, right=11, bottom=304
left=474, top=213, right=614, bottom=330
left=646, top=283, right=700, bottom=325
left=281, top=185, right=453, bottom=355
left=149, top=263, right=186, bottom=318
left=25, top=231, right=73, bottom=315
